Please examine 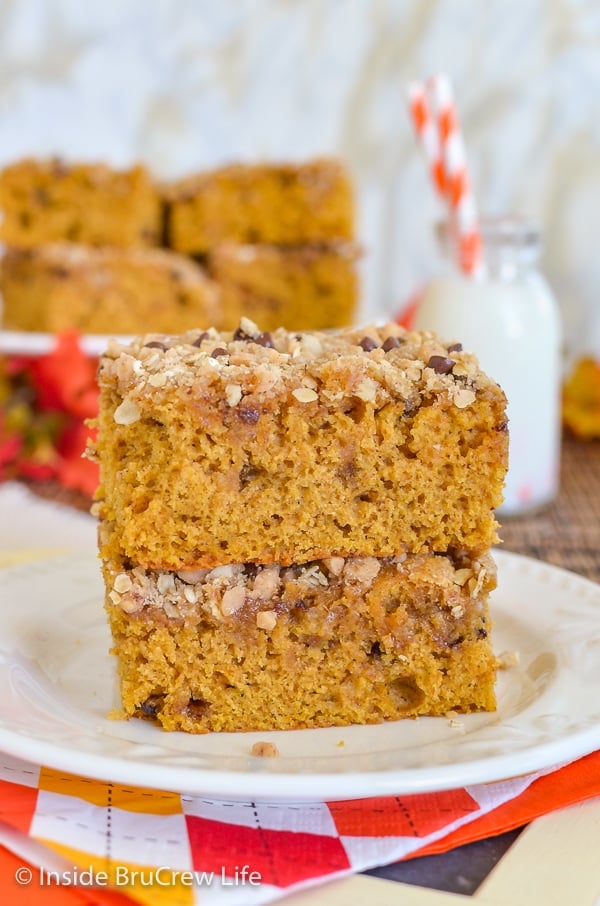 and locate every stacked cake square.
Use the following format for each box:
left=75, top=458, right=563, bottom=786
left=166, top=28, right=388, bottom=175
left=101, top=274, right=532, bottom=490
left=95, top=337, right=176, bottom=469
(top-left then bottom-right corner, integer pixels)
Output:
left=92, top=318, right=508, bottom=733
